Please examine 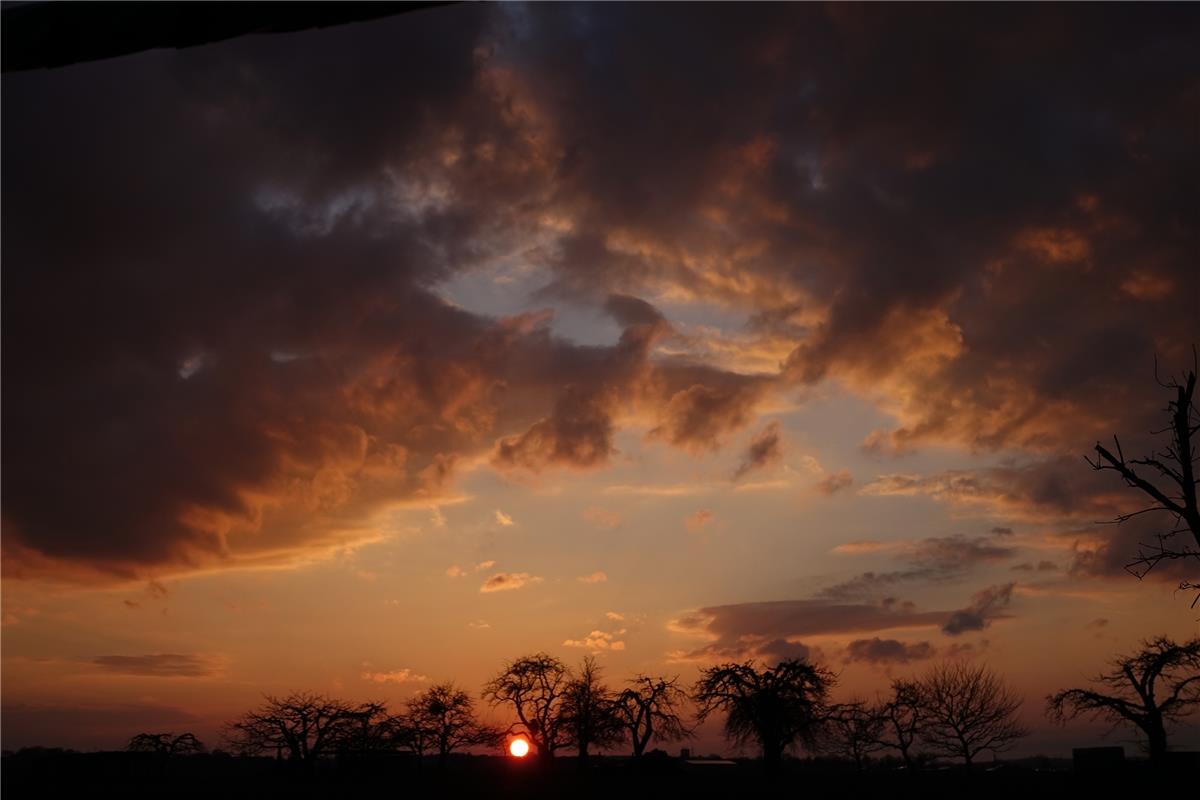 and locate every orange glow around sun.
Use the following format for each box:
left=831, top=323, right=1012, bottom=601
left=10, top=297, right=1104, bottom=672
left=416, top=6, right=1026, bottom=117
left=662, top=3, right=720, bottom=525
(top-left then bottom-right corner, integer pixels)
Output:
left=508, top=738, right=530, bottom=758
